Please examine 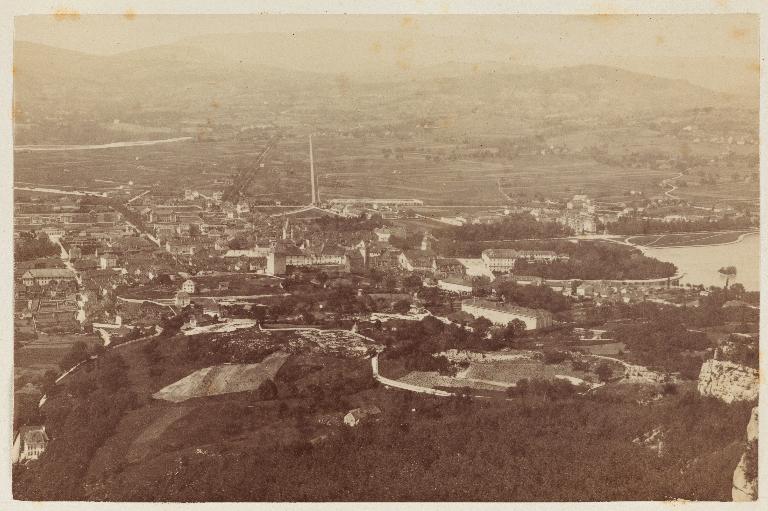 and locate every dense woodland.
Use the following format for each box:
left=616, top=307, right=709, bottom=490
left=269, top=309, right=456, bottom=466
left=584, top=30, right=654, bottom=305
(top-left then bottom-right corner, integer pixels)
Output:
left=17, top=382, right=752, bottom=501
left=437, top=213, right=572, bottom=242
left=606, top=216, right=755, bottom=235
left=585, top=287, right=759, bottom=377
